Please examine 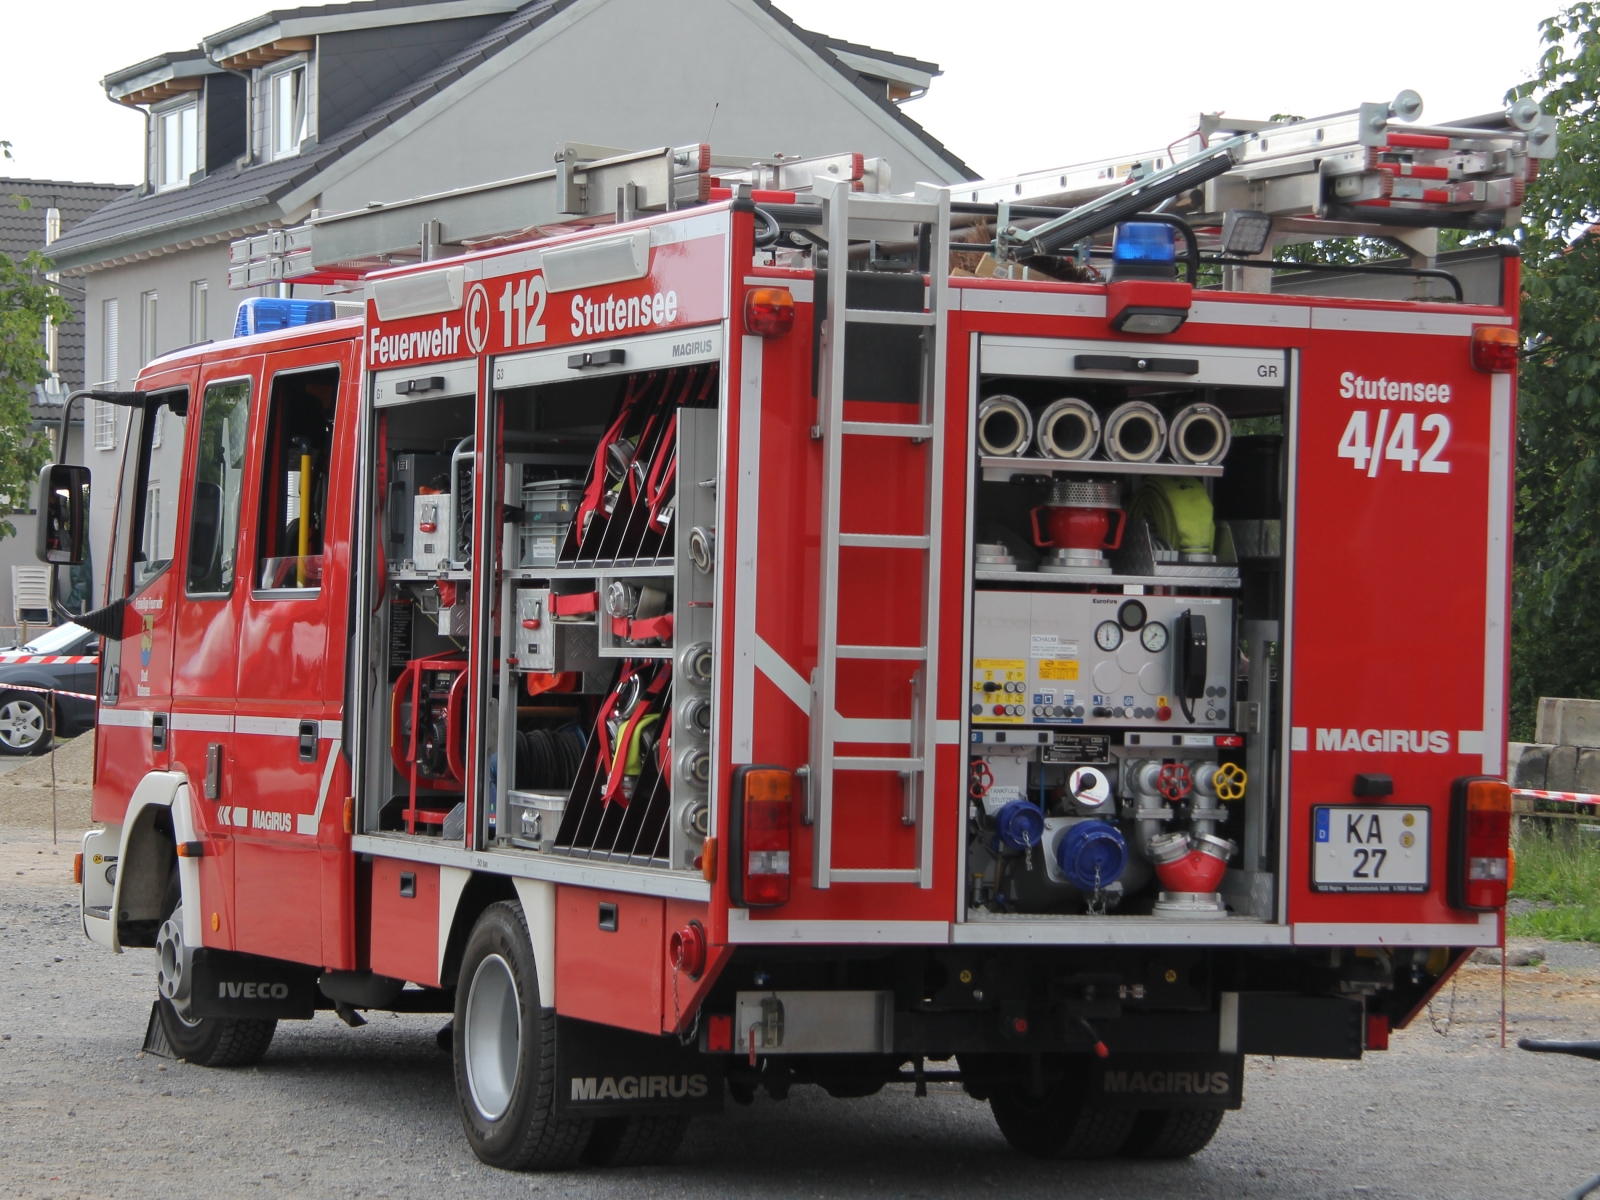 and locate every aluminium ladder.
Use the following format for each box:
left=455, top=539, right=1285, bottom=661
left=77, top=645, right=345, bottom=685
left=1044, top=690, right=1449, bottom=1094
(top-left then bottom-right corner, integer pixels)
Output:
left=807, top=181, right=952, bottom=889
